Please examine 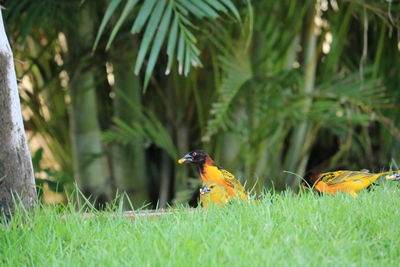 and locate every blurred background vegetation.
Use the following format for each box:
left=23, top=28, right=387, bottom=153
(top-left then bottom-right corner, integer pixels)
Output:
left=1, top=0, right=399, bottom=208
